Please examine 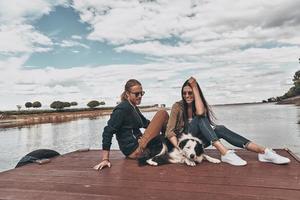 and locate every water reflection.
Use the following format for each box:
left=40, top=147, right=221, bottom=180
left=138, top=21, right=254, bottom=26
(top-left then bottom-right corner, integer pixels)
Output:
left=0, top=103, right=299, bottom=172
